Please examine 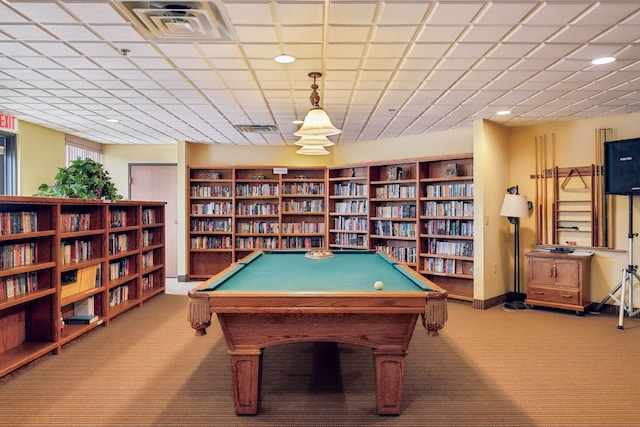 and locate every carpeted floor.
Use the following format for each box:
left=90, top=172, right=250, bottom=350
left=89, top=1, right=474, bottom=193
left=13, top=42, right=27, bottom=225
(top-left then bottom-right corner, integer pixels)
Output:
left=1, top=293, right=640, bottom=426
